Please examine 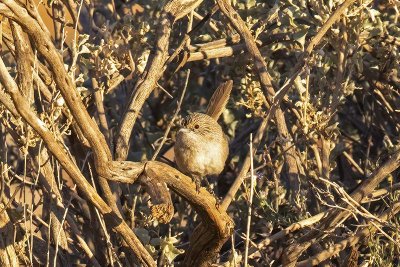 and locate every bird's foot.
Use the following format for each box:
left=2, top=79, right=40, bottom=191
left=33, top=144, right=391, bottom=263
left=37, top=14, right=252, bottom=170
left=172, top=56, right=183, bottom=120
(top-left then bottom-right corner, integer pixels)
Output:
left=215, top=198, right=221, bottom=210
left=203, top=178, right=217, bottom=197
left=192, top=176, right=201, bottom=193
left=195, top=180, right=201, bottom=193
